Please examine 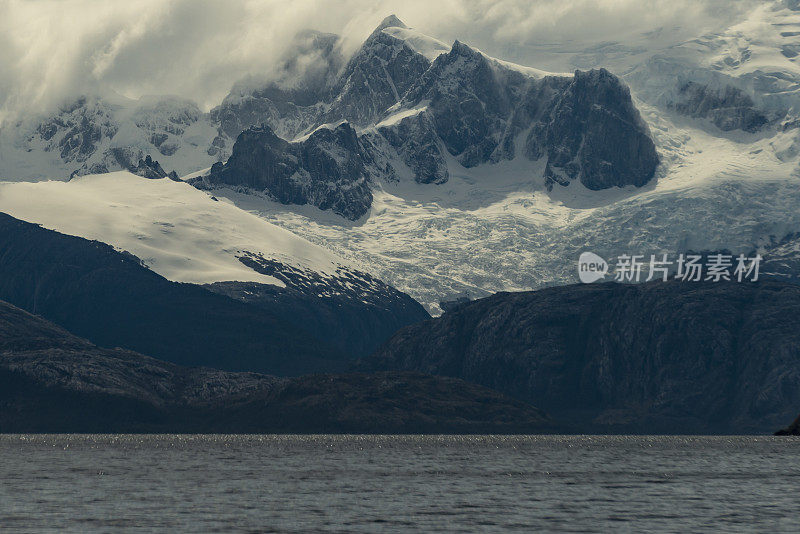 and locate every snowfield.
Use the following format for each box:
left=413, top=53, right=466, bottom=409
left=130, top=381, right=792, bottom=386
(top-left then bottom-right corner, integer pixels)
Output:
left=0, top=172, right=351, bottom=286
